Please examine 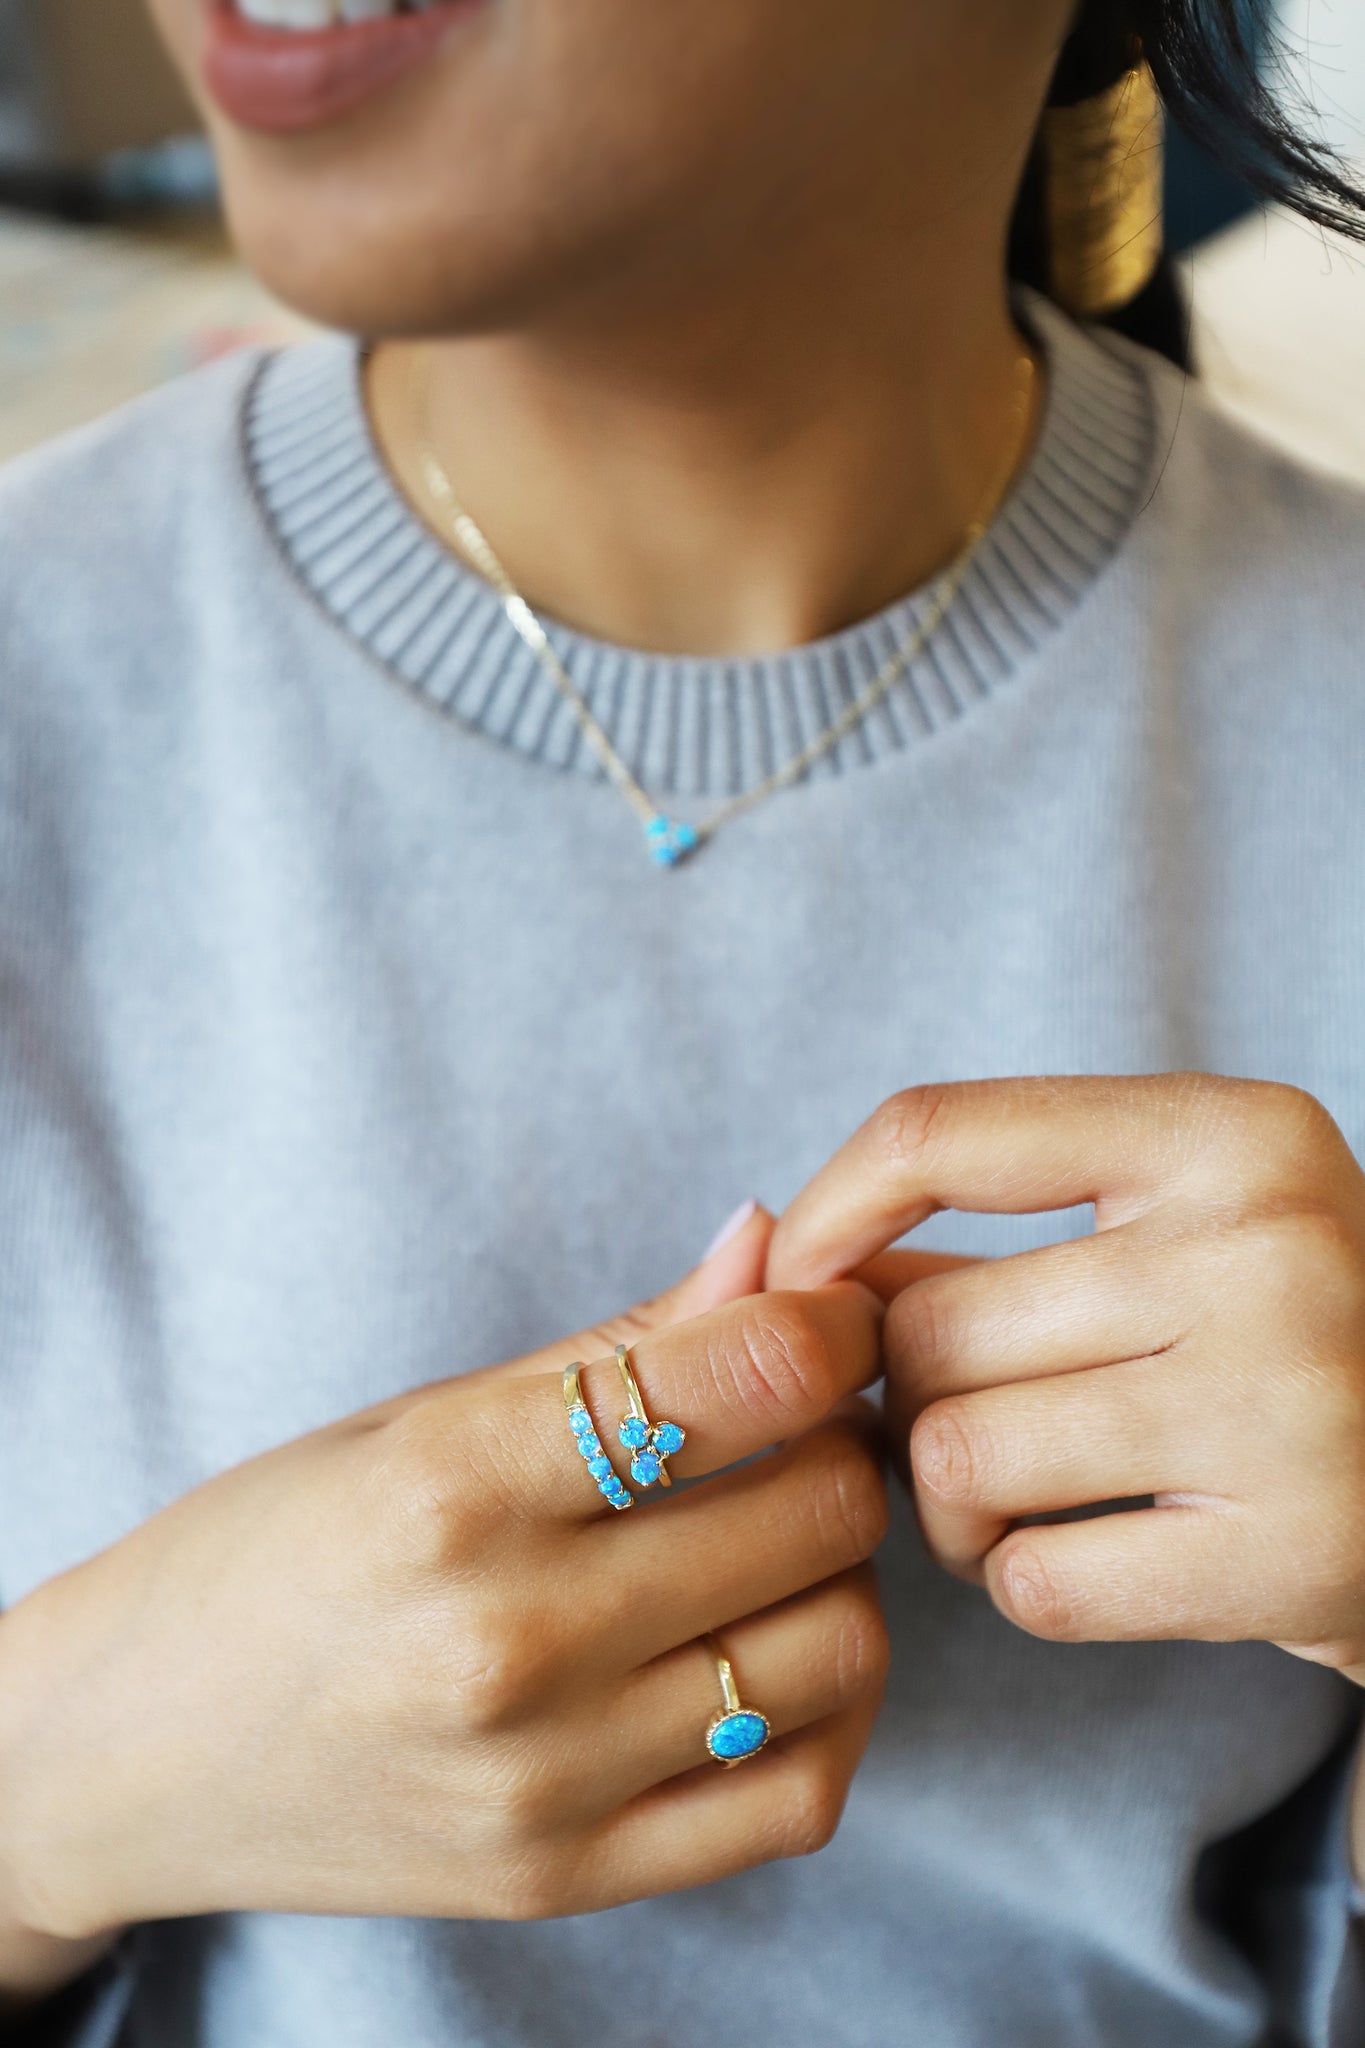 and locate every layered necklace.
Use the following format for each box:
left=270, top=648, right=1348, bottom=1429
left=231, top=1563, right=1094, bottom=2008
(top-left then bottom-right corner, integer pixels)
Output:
left=407, top=346, right=1037, bottom=868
